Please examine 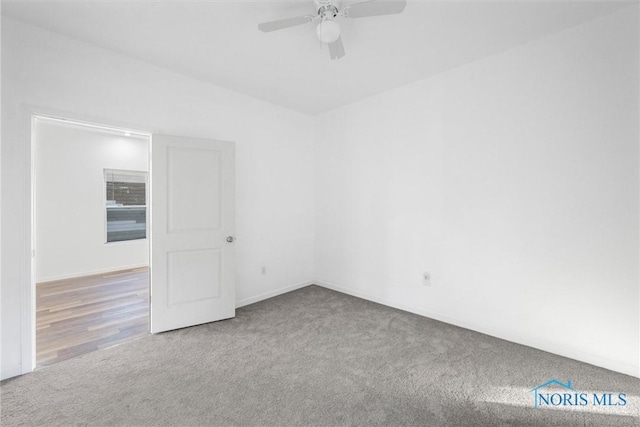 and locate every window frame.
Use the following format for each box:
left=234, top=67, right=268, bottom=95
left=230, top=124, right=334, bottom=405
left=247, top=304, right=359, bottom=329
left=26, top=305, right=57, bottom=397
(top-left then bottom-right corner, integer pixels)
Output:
left=103, top=168, right=149, bottom=244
